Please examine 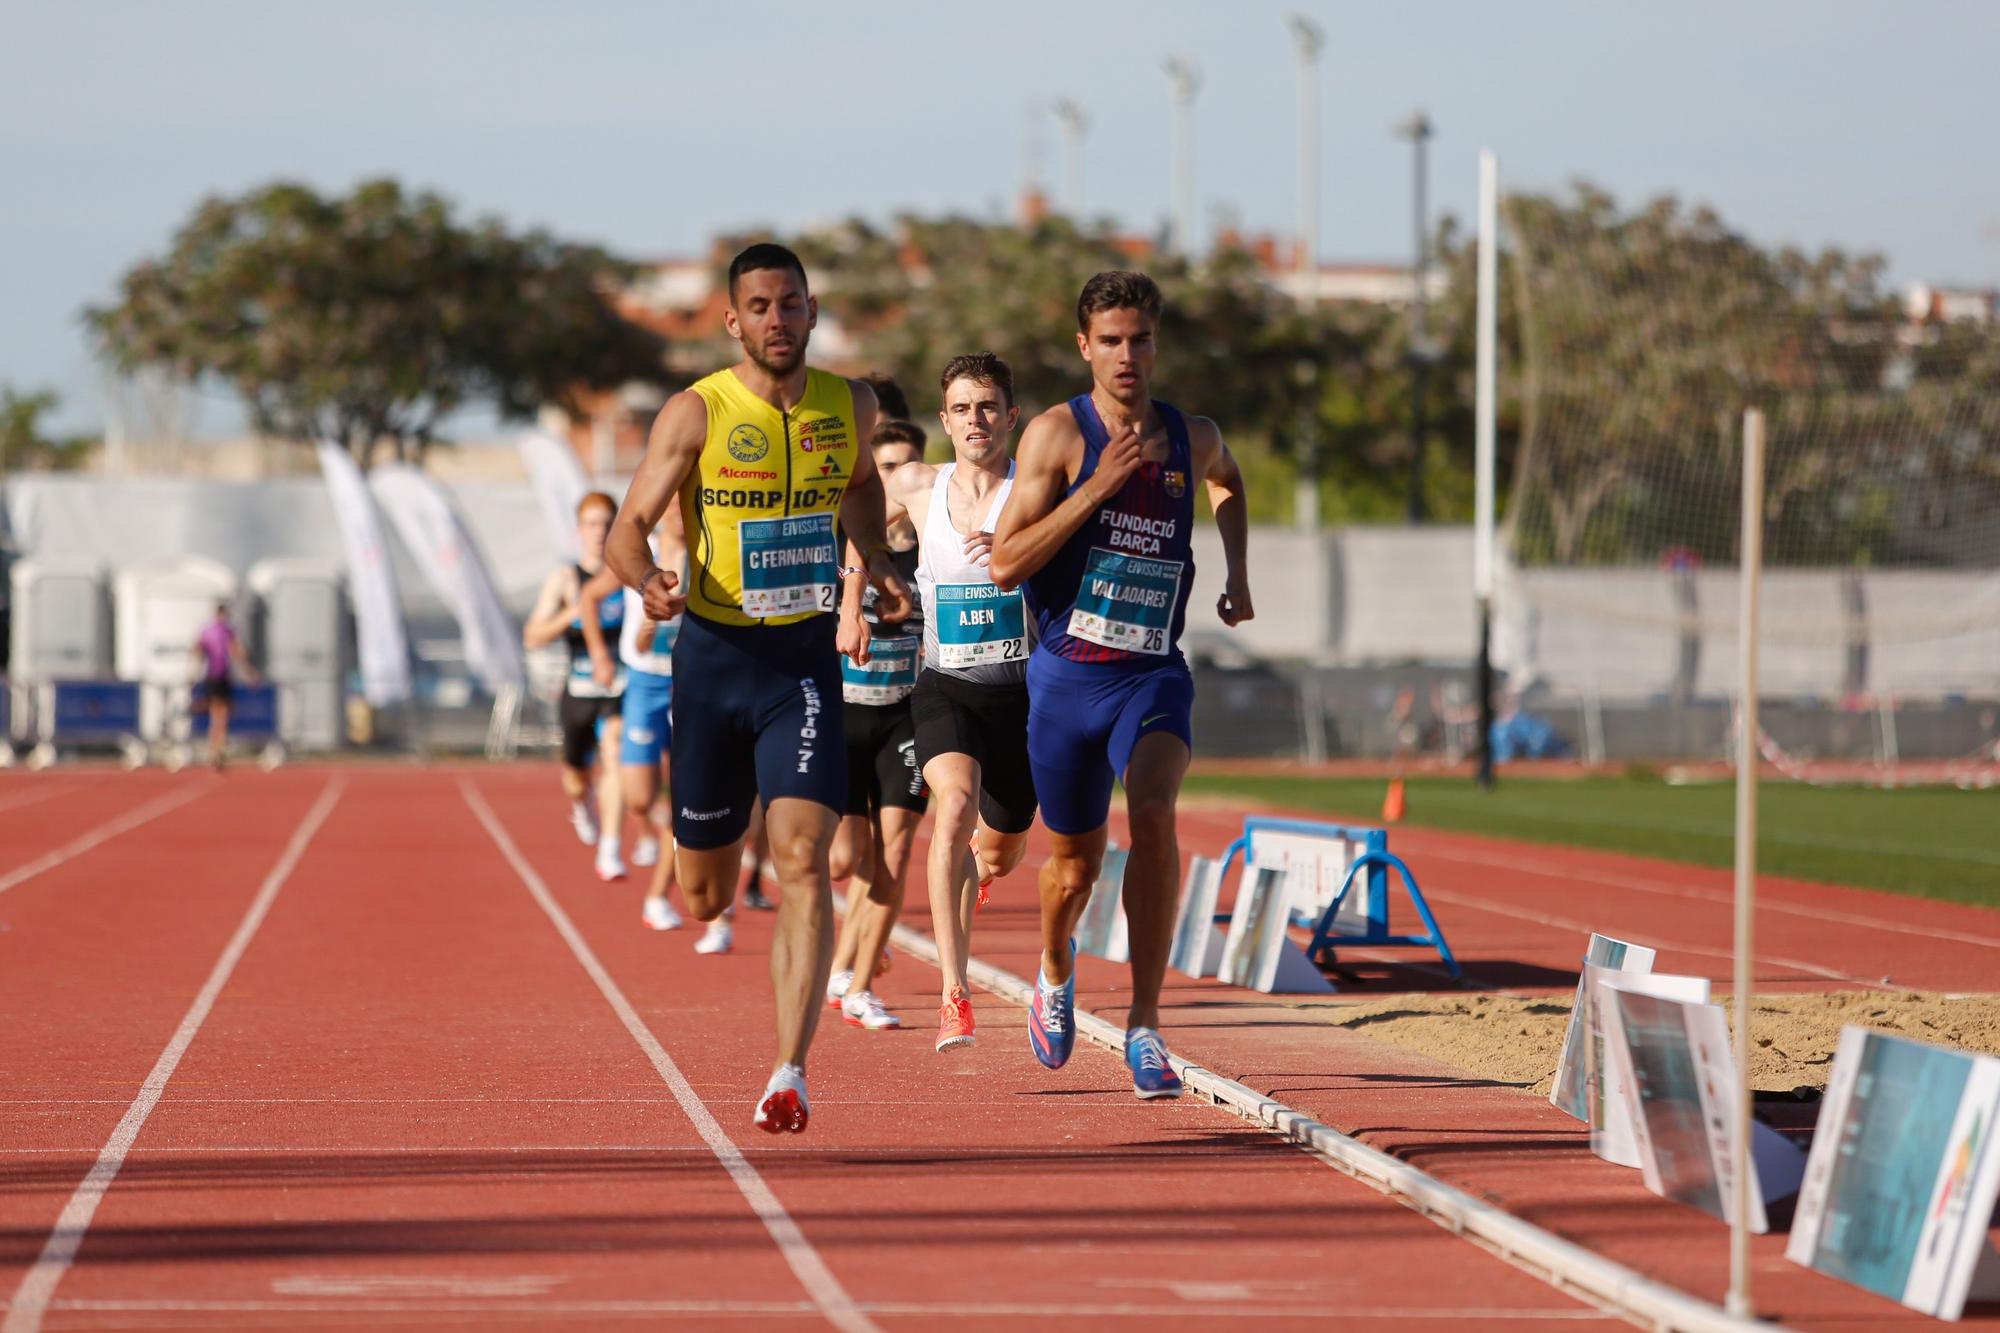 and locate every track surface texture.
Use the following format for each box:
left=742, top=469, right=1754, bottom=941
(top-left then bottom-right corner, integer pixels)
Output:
left=0, top=764, right=1993, bottom=1332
